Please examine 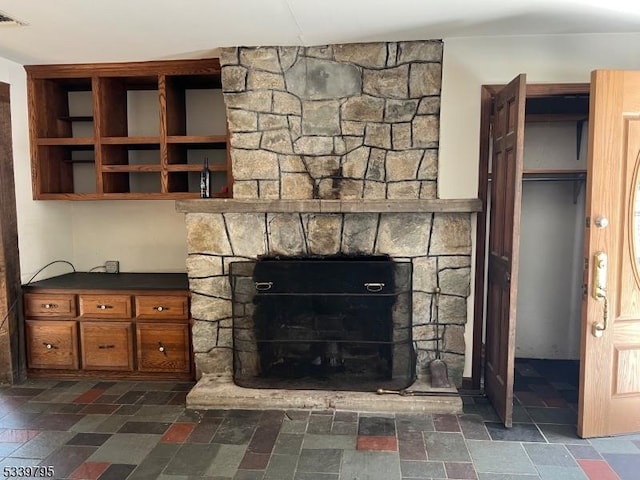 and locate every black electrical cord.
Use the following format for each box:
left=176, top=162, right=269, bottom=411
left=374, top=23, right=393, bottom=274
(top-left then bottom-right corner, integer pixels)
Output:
left=0, top=260, right=76, bottom=333
left=24, top=260, right=75, bottom=285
